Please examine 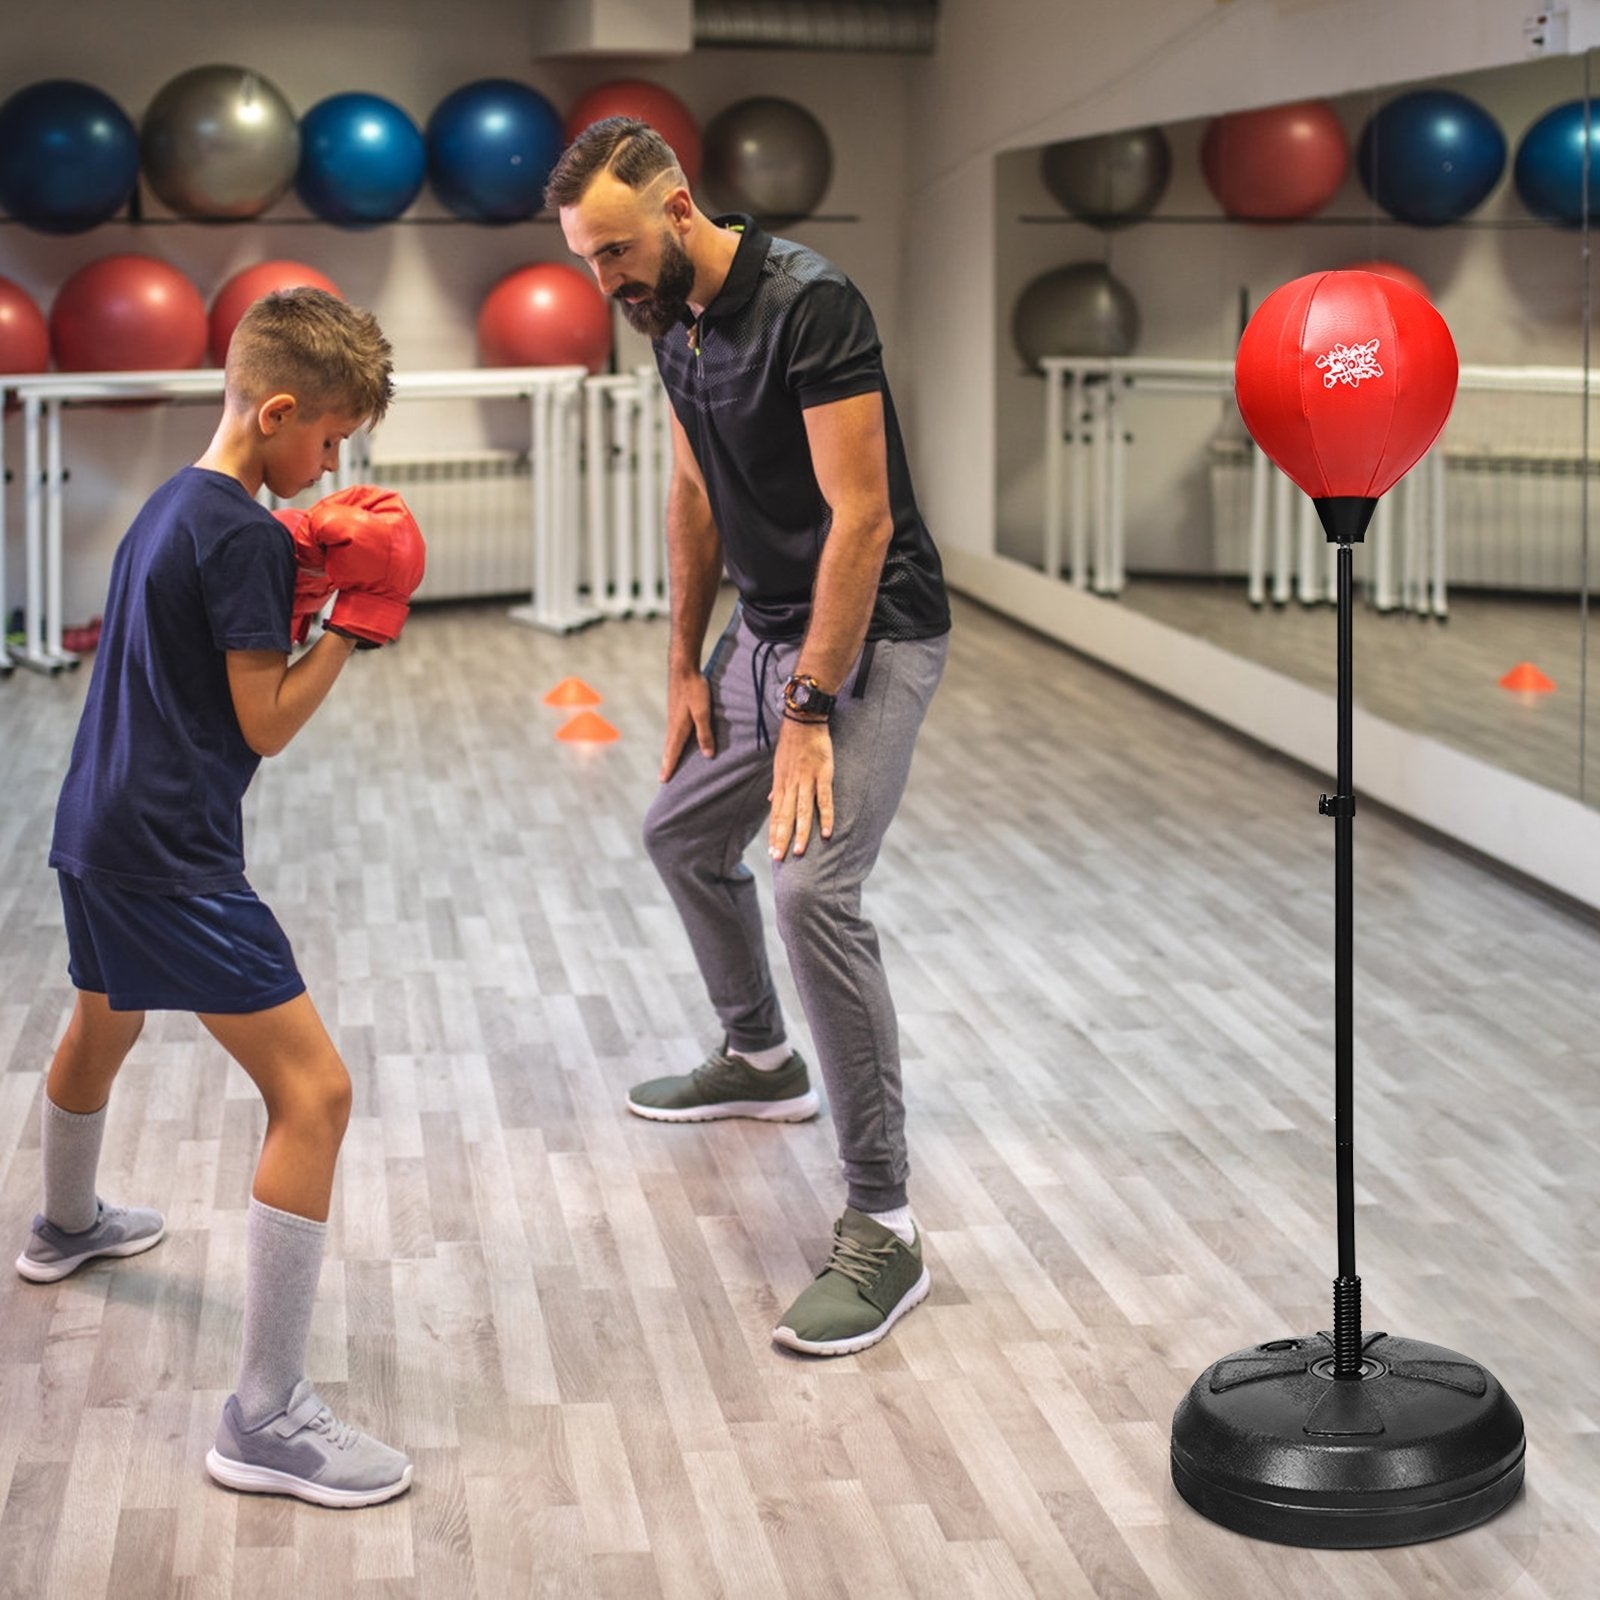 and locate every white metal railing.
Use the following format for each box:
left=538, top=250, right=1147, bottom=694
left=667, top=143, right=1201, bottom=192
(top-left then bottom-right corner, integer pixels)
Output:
left=0, top=363, right=671, bottom=676
left=1036, top=356, right=1595, bottom=619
